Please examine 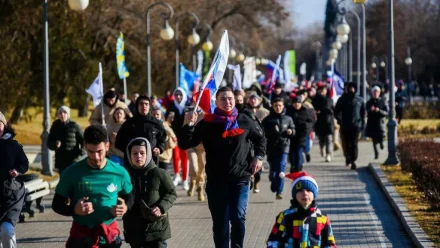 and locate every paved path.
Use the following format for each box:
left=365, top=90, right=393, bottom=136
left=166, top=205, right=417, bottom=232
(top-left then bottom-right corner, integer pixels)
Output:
left=18, top=141, right=414, bottom=247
